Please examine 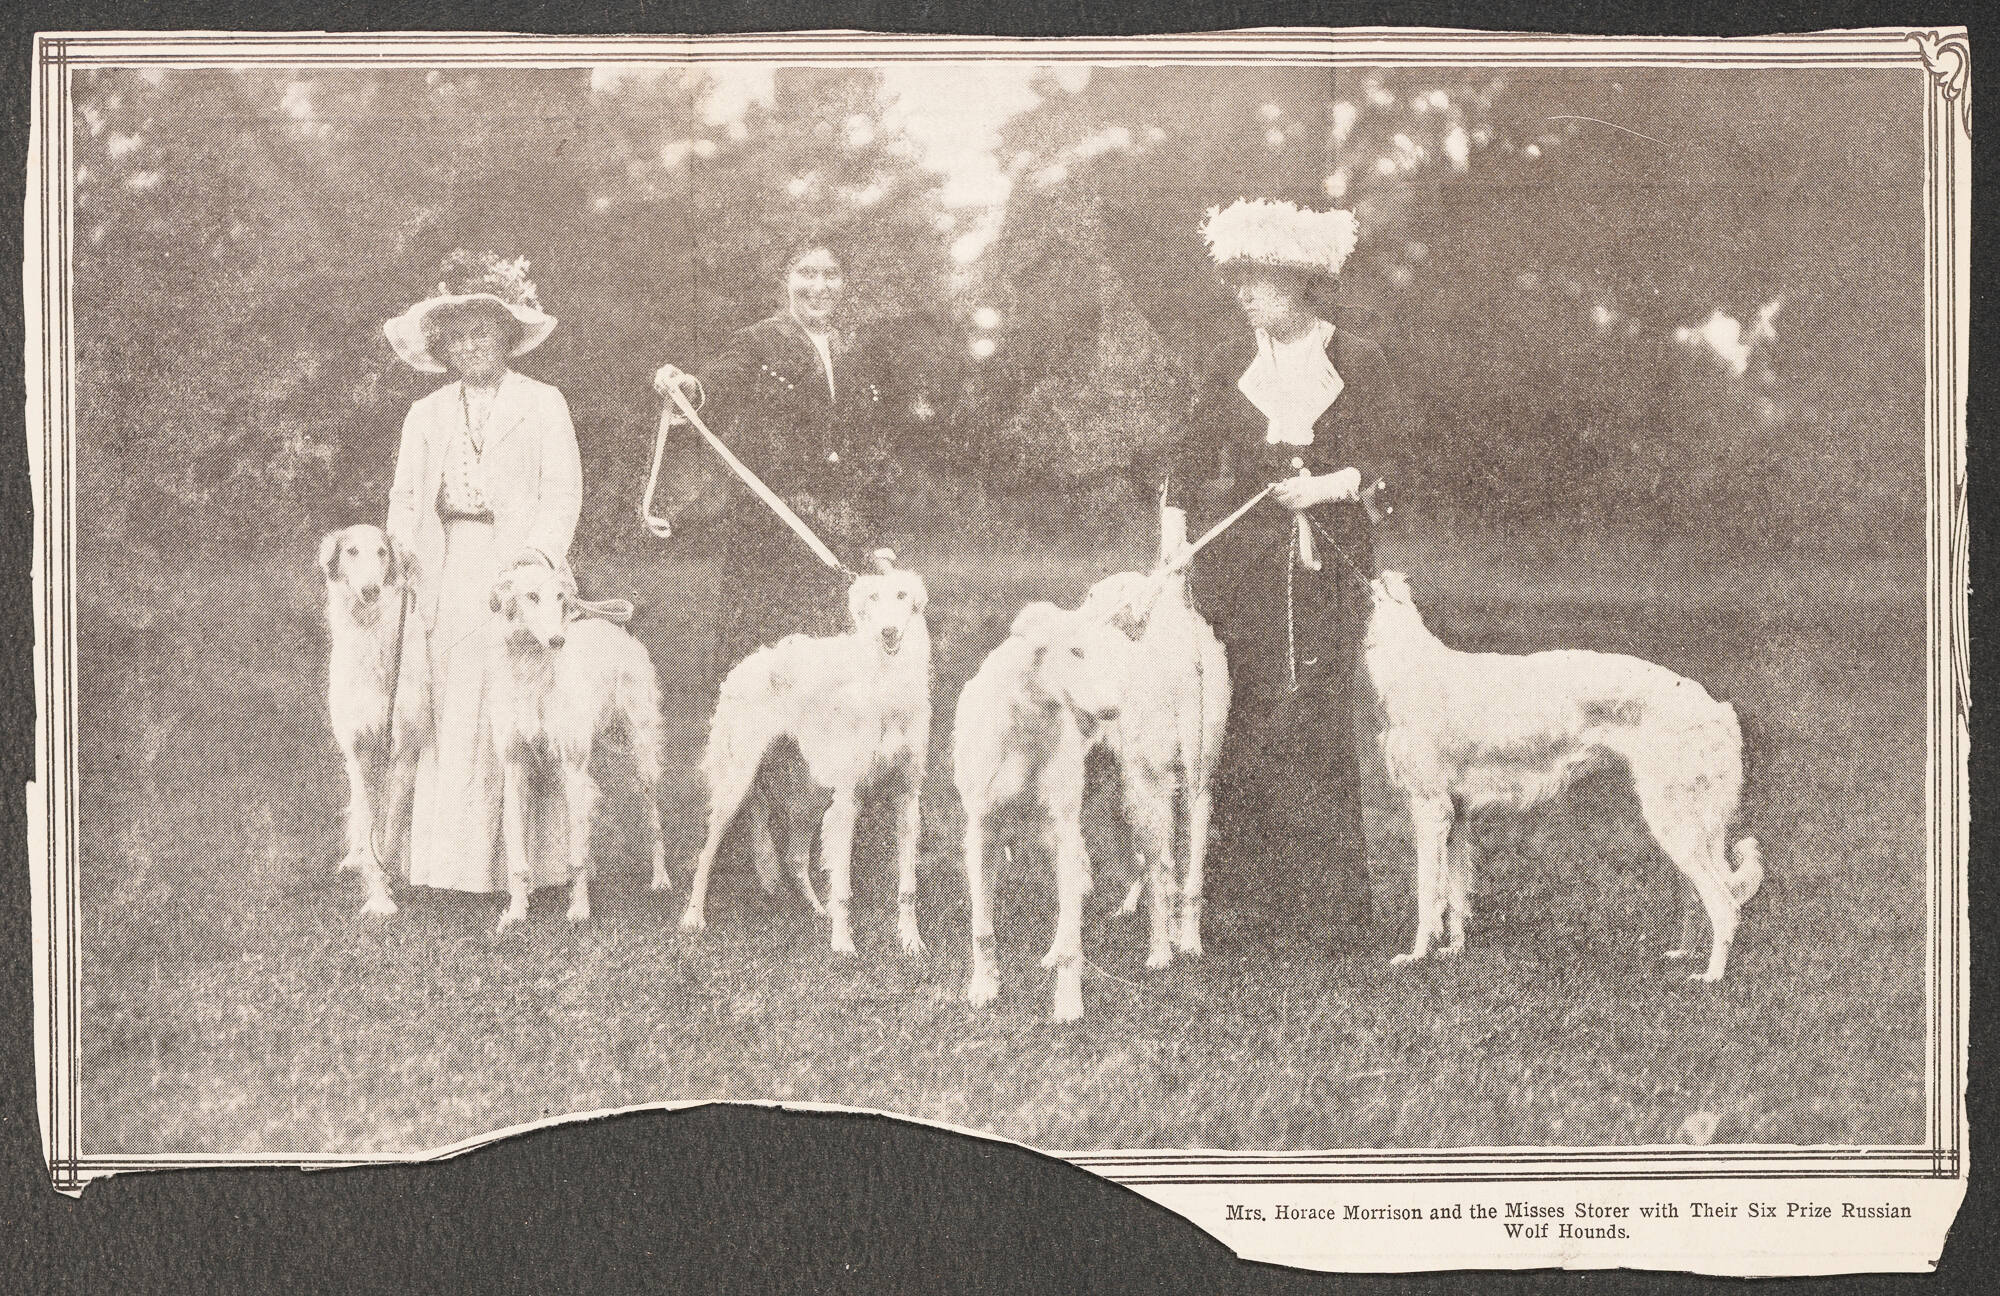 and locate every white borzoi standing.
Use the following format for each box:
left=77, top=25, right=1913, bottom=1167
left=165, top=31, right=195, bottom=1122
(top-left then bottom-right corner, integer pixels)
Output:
left=681, top=559, right=933, bottom=957
left=1362, top=570, right=1763, bottom=981
left=1076, top=507, right=1231, bottom=965
left=954, top=601, right=1139, bottom=1022
left=320, top=524, right=430, bottom=917
left=486, top=562, right=669, bottom=935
